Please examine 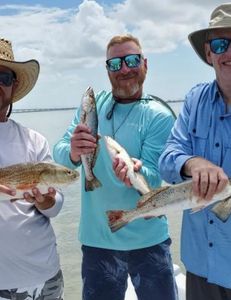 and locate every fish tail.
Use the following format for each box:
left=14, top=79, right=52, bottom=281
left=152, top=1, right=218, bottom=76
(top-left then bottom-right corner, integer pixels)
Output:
left=211, top=197, right=231, bottom=222
left=85, top=176, right=102, bottom=191
left=106, top=210, right=129, bottom=232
